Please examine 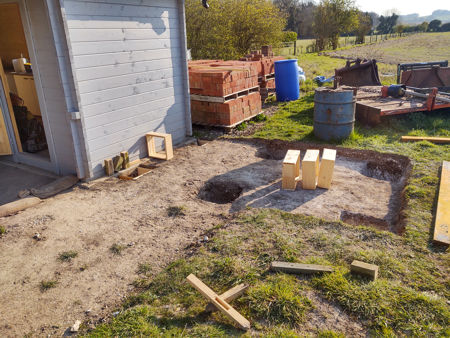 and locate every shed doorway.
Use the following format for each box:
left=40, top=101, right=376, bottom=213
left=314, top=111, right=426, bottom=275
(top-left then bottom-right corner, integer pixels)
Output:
left=0, top=1, right=55, bottom=172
